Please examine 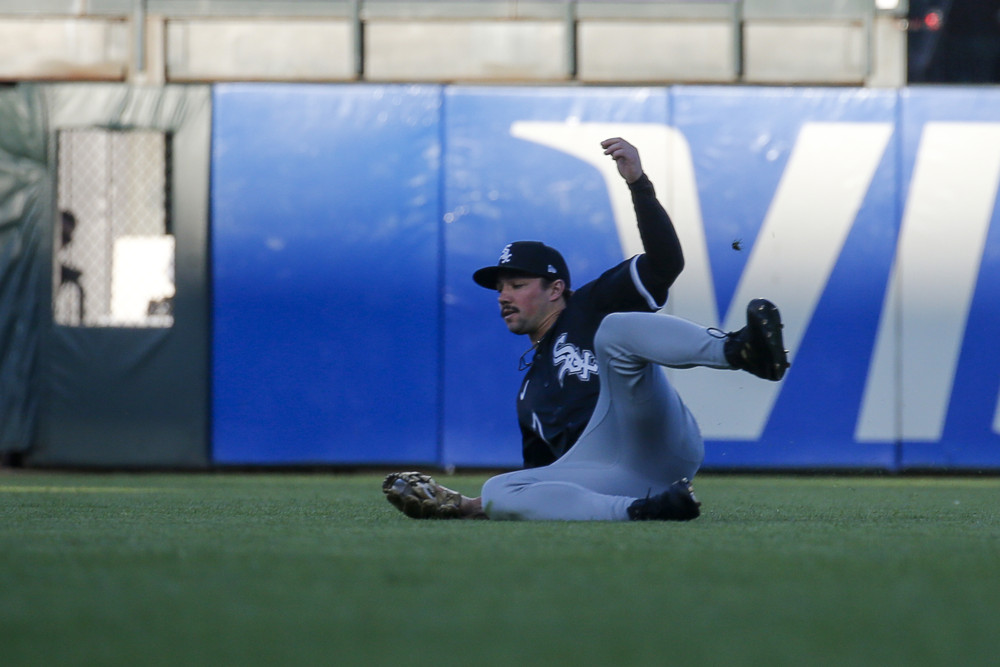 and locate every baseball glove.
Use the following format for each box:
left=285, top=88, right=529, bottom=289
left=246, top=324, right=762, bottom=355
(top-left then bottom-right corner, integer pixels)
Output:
left=382, top=471, right=464, bottom=519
